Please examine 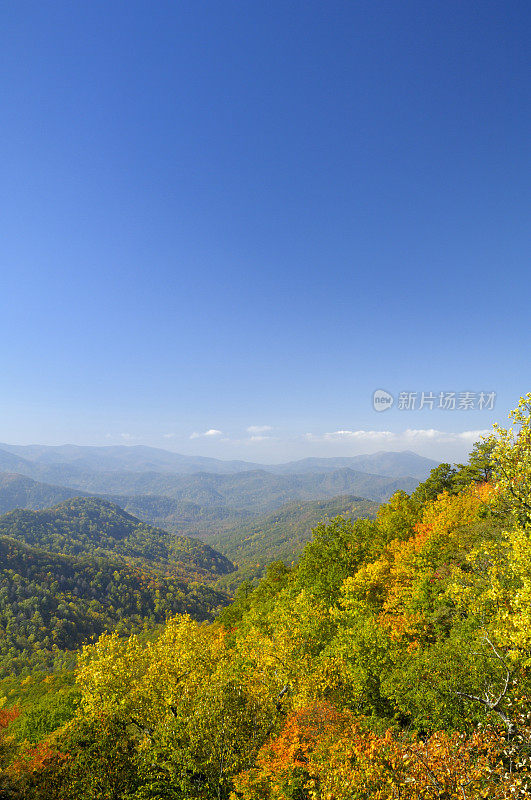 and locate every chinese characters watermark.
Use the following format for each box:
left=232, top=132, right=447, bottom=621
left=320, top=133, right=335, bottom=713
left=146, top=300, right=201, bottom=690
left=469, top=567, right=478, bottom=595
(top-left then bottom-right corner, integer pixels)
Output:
left=372, top=390, right=496, bottom=412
